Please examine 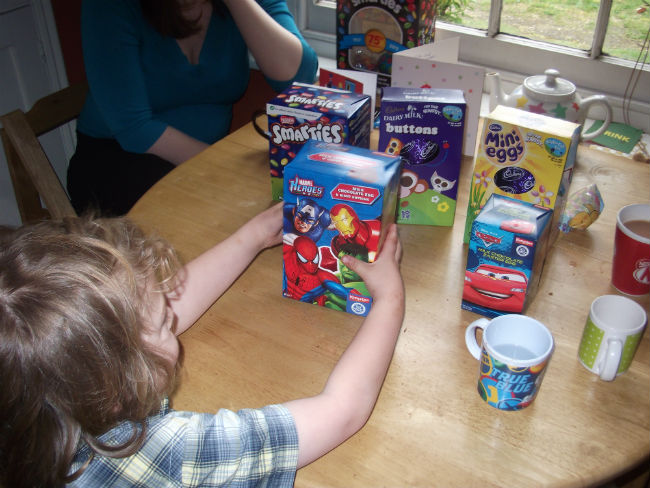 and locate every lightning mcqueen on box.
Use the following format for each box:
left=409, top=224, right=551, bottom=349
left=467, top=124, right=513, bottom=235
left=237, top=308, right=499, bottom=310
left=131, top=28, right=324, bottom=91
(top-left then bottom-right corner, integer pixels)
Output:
left=462, top=194, right=552, bottom=318
left=282, top=140, right=400, bottom=316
